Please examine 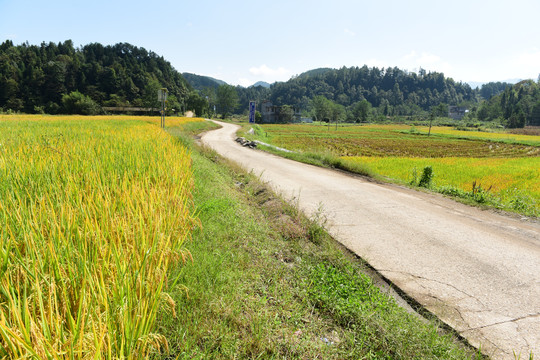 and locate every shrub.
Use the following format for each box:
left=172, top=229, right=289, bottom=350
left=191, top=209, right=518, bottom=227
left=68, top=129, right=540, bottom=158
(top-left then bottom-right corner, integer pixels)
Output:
left=418, top=166, right=434, bottom=188
left=61, top=91, right=103, bottom=115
